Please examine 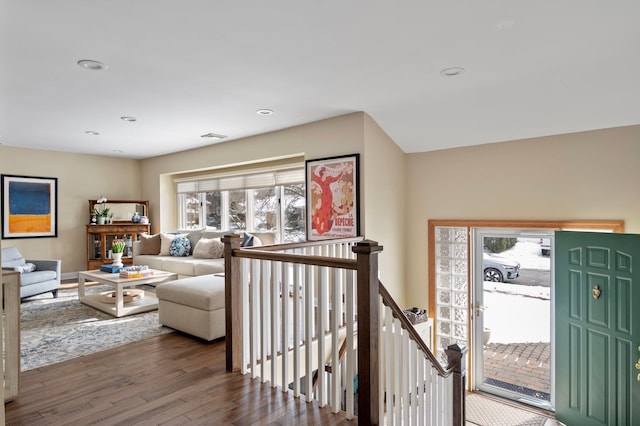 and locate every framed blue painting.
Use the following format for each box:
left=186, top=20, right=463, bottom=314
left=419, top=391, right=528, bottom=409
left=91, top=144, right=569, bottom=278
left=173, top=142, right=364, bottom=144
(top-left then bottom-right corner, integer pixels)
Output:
left=1, top=174, right=58, bottom=239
